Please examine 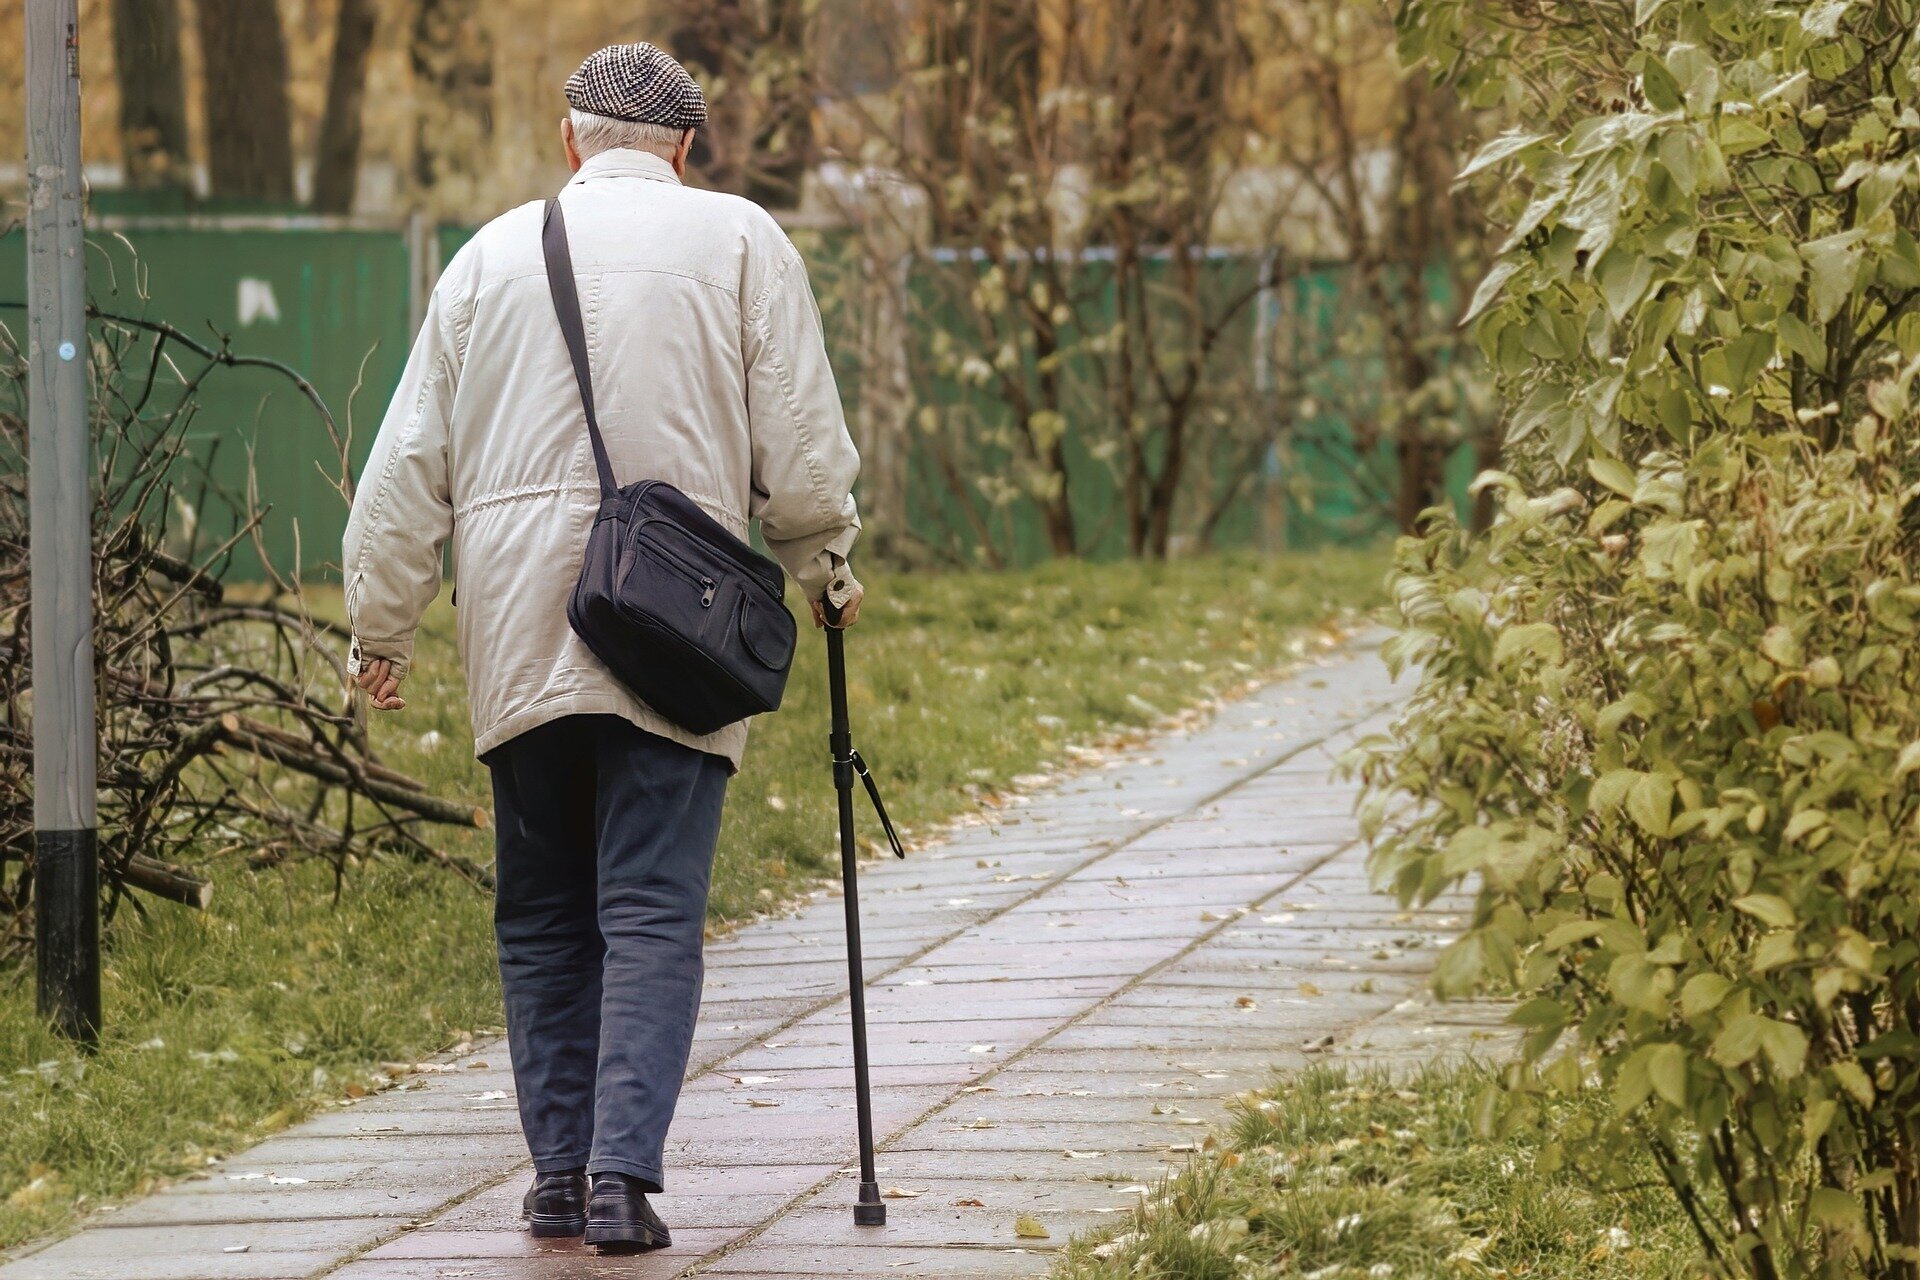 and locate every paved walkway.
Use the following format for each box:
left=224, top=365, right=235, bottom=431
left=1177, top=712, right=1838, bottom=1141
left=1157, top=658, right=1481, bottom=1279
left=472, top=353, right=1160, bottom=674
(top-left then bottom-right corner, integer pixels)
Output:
left=0, top=636, right=1508, bottom=1280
